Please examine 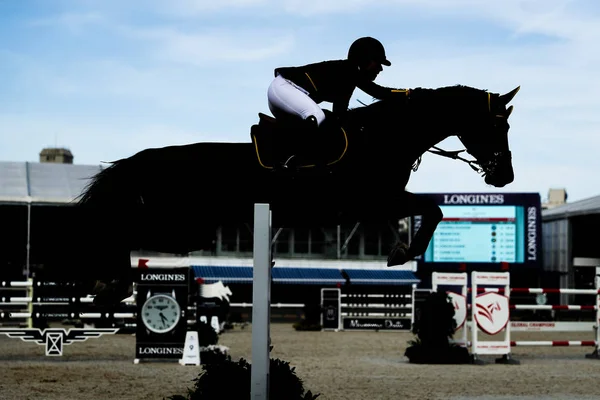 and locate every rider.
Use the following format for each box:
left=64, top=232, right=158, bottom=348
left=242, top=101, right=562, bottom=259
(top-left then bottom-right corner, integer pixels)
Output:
left=267, top=36, right=409, bottom=167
